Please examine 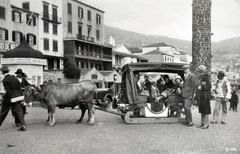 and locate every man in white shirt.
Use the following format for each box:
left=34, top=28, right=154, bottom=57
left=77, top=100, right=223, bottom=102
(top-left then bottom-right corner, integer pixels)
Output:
left=211, top=71, right=231, bottom=124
